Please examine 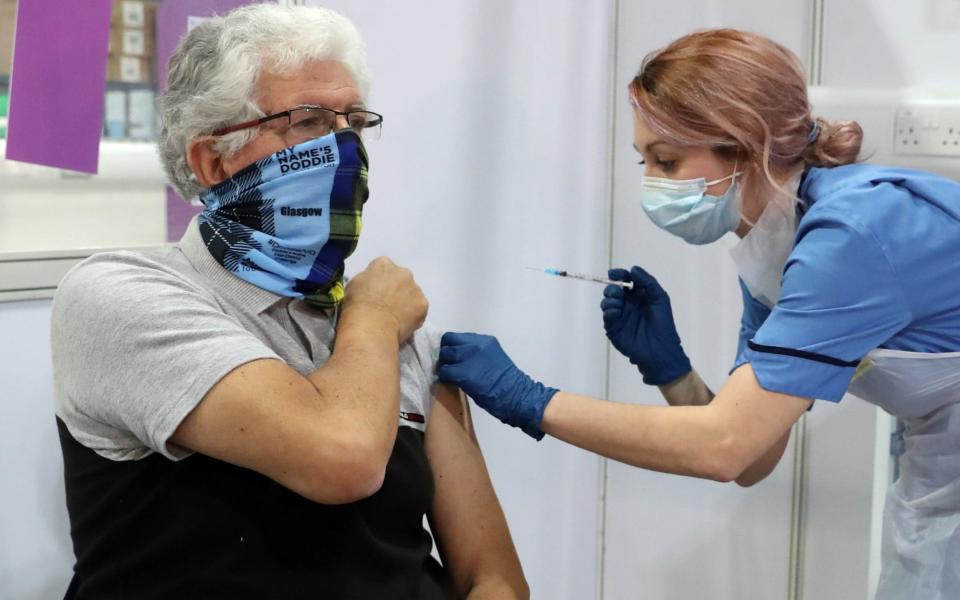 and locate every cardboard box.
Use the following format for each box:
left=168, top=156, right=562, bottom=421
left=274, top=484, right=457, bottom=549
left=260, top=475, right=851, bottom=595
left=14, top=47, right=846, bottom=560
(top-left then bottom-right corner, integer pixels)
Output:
left=121, top=0, right=144, bottom=27
left=0, top=1, right=16, bottom=77
left=109, top=26, right=155, bottom=57
left=112, top=1, right=156, bottom=33
left=107, top=54, right=152, bottom=83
